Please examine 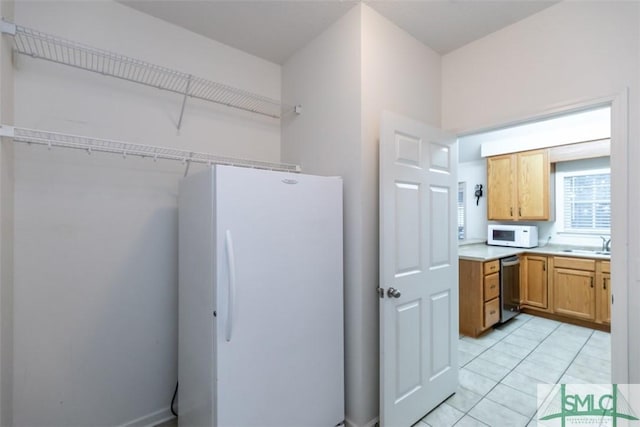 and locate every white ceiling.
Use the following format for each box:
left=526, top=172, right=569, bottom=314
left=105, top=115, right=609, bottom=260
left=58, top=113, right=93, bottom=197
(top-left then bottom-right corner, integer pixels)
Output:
left=120, top=0, right=558, bottom=64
